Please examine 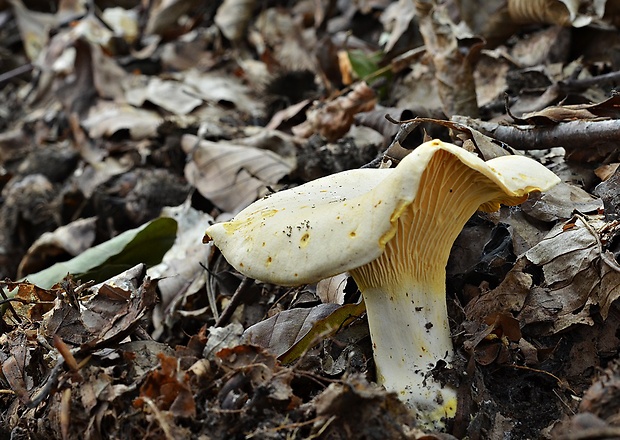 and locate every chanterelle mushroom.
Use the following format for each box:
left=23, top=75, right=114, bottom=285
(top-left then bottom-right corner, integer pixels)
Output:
left=204, top=139, right=560, bottom=430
